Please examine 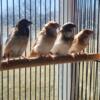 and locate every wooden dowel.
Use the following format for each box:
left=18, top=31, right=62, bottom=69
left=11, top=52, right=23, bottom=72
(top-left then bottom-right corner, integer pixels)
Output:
left=0, top=54, right=100, bottom=71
